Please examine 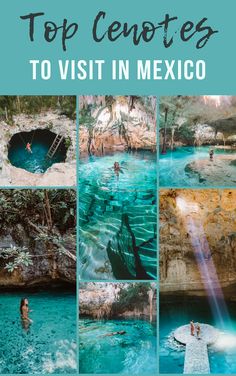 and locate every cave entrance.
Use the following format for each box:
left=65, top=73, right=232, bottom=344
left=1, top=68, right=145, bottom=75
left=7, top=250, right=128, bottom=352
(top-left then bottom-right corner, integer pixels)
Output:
left=8, top=129, right=68, bottom=173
